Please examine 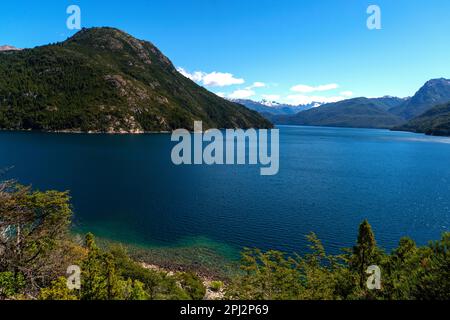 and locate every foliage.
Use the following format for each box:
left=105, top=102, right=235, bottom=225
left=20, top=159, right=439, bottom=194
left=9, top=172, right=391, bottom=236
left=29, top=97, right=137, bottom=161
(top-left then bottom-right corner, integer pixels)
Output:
left=79, top=233, right=148, bottom=300
left=350, top=220, right=382, bottom=289
left=227, top=221, right=450, bottom=300
left=0, top=272, right=25, bottom=299
left=0, top=180, right=77, bottom=295
left=209, top=281, right=224, bottom=292
left=176, top=272, right=206, bottom=300
left=410, top=233, right=450, bottom=300
left=38, top=277, right=78, bottom=300
left=109, top=245, right=191, bottom=300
